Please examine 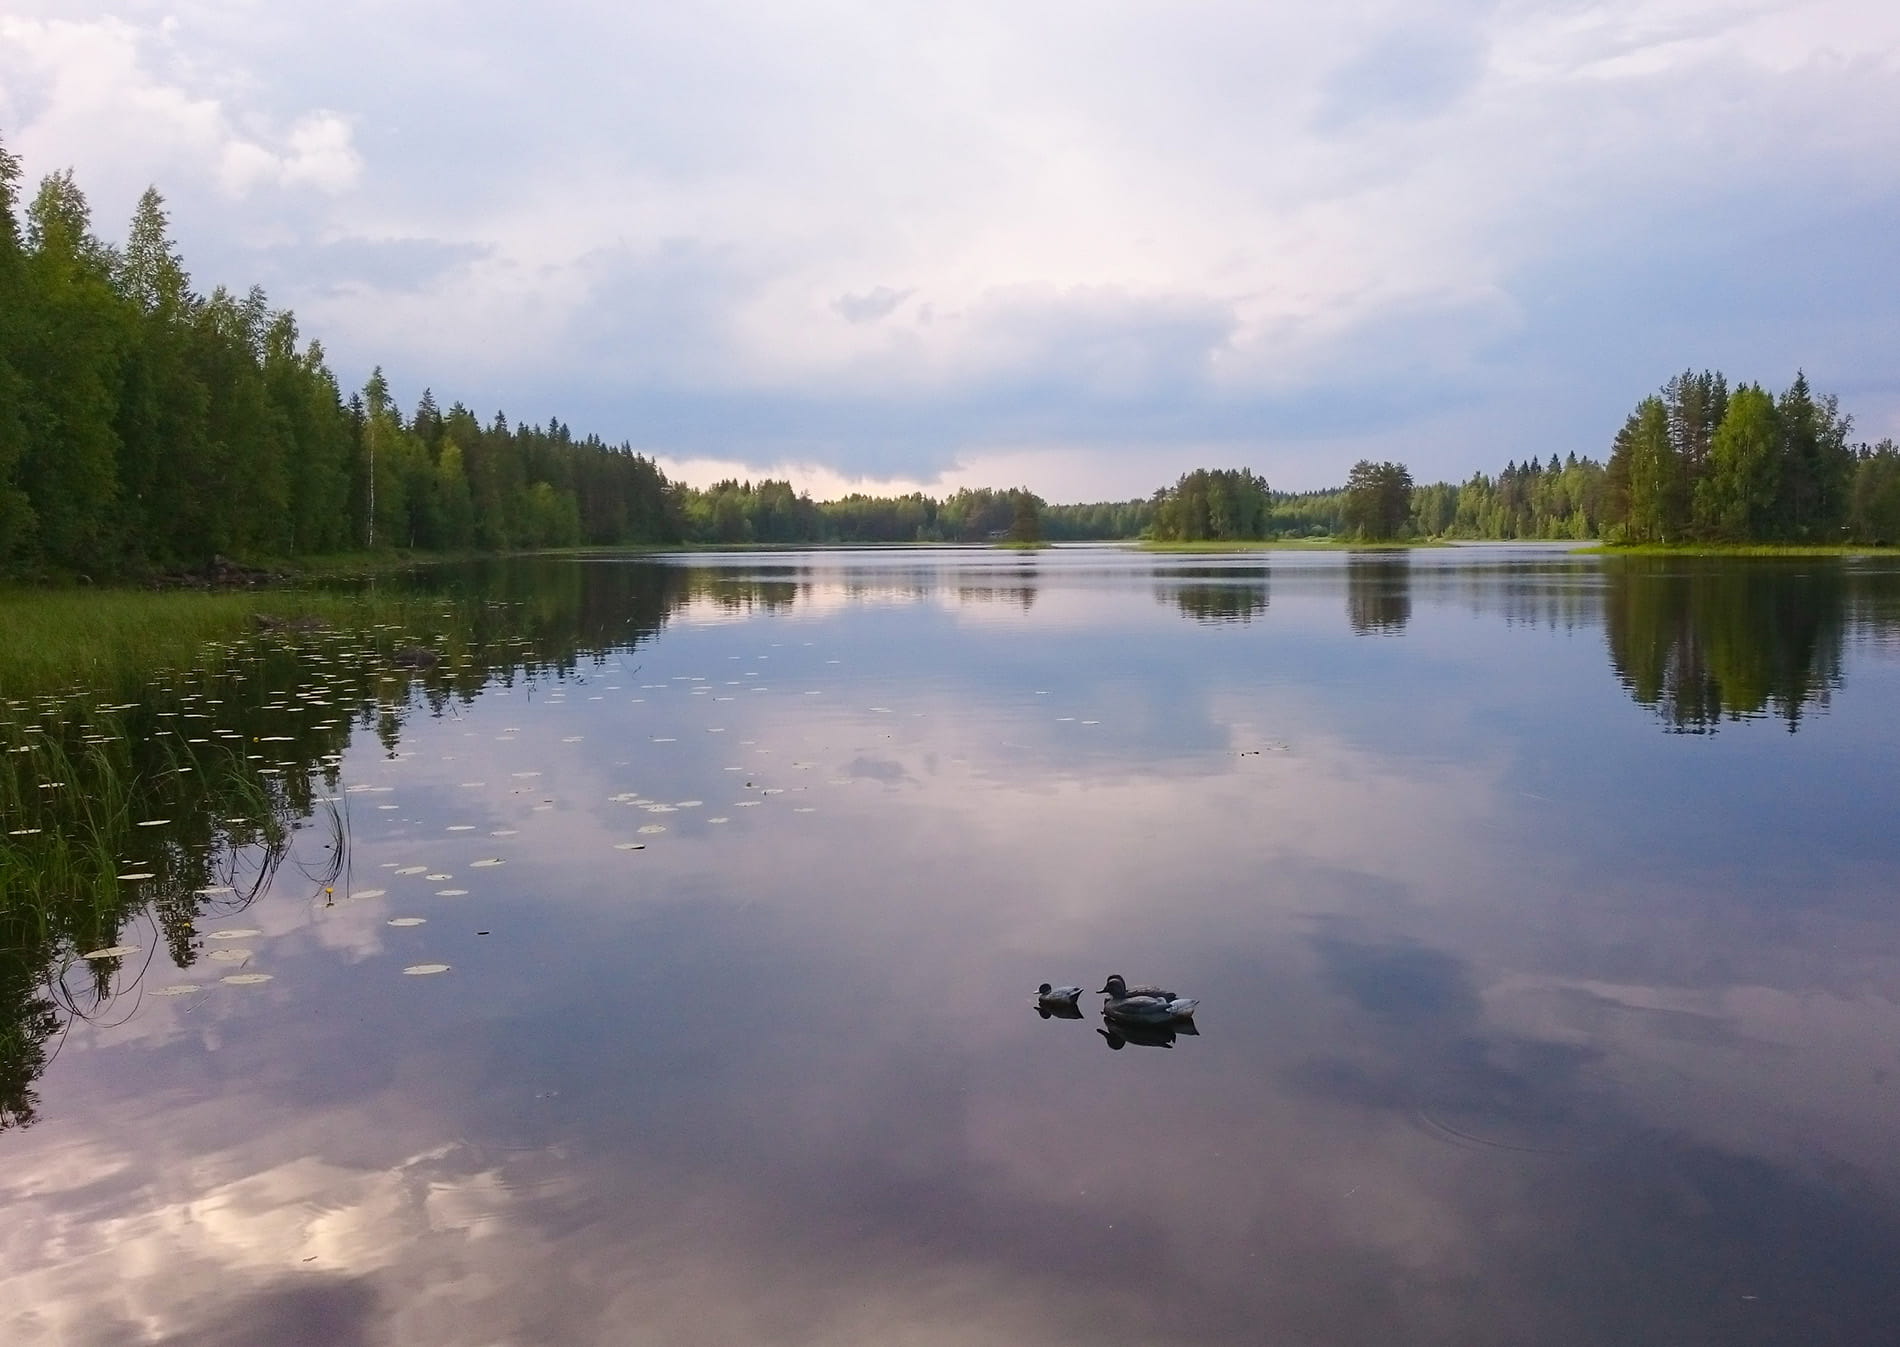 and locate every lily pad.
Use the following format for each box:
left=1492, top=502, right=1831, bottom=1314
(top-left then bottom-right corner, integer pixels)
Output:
left=402, top=963, right=451, bottom=976
left=80, top=945, right=140, bottom=960
left=470, top=858, right=505, bottom=868
left=222, top=972, right=274, bottom=985
left=387, top=917, right=427, bottom=927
